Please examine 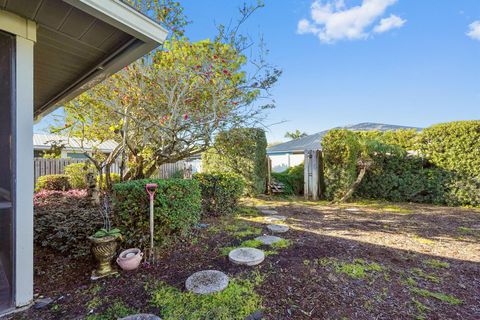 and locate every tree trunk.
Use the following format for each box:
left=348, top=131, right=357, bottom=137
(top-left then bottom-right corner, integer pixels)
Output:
left=337, top=165, right=369, bottom=203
